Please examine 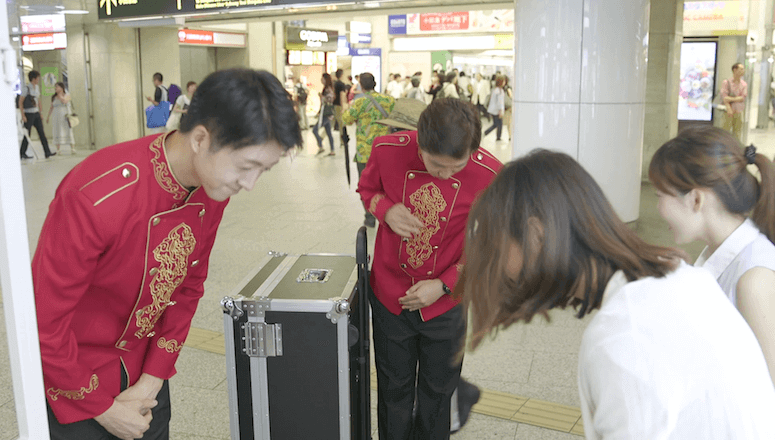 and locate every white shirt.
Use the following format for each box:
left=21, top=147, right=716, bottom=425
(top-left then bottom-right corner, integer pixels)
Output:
left=578, top=263, right=775, bottom=440
left=386, top=80, right=402, bottom=99
left=695, top=218, right=775, bottom=306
